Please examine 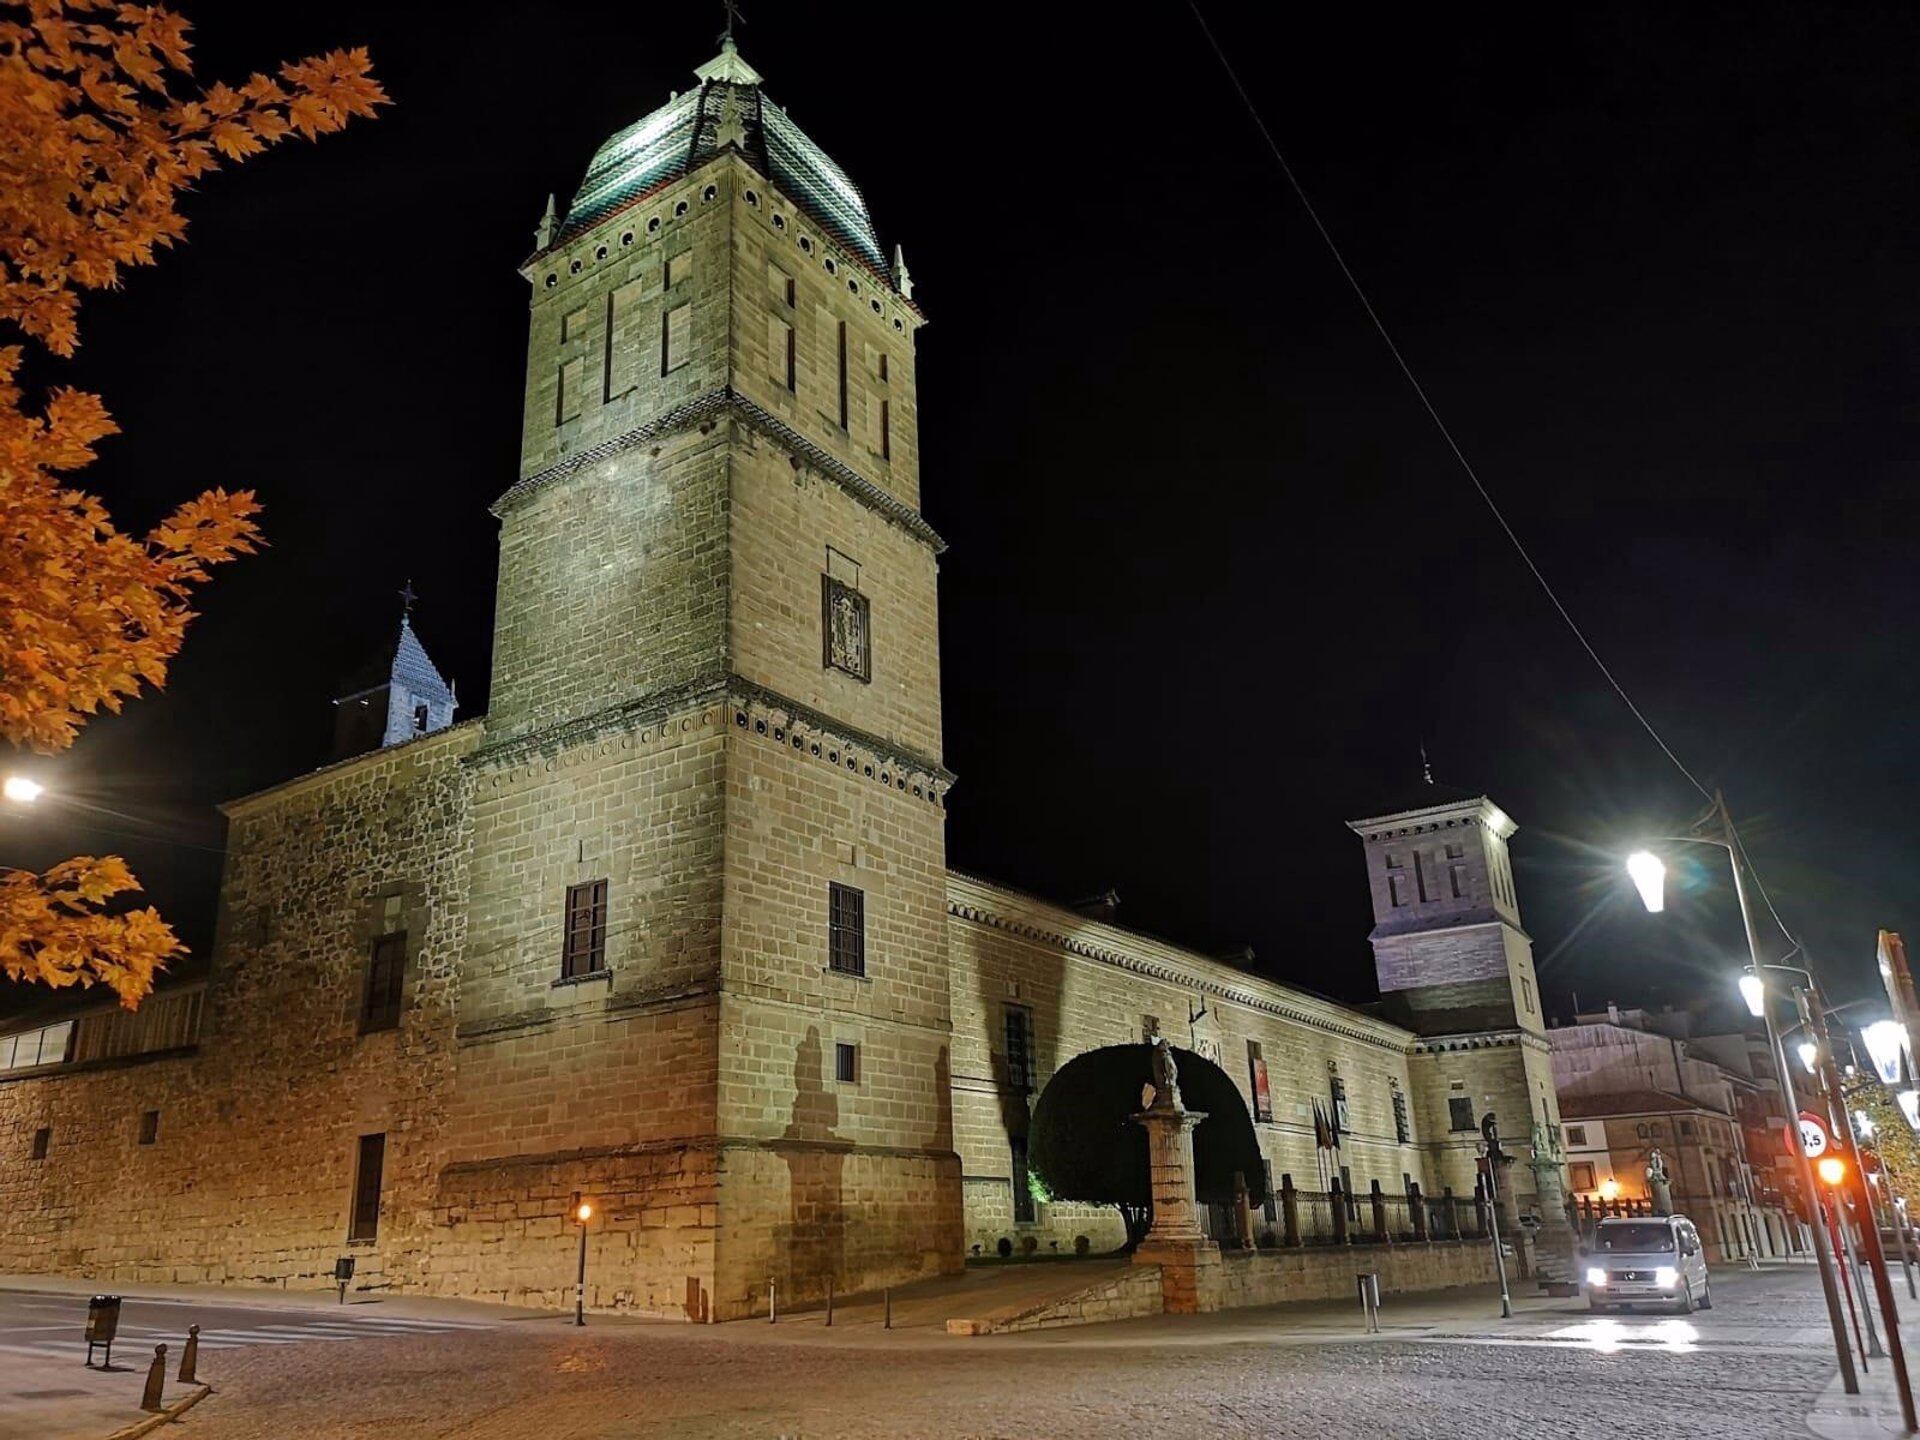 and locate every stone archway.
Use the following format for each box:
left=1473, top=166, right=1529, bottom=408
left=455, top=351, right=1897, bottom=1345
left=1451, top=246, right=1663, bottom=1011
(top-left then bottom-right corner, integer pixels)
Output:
left=1027, top=1044, right=1265, bottom=1249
